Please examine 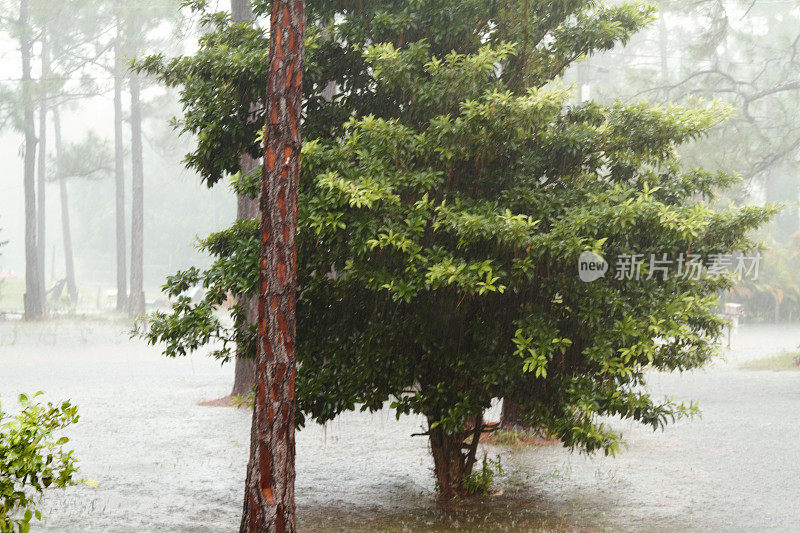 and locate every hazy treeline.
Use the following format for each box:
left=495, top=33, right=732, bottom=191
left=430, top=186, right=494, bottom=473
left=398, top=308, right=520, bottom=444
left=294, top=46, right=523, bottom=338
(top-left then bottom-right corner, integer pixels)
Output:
left=0, top=0, right=234, bottom=318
